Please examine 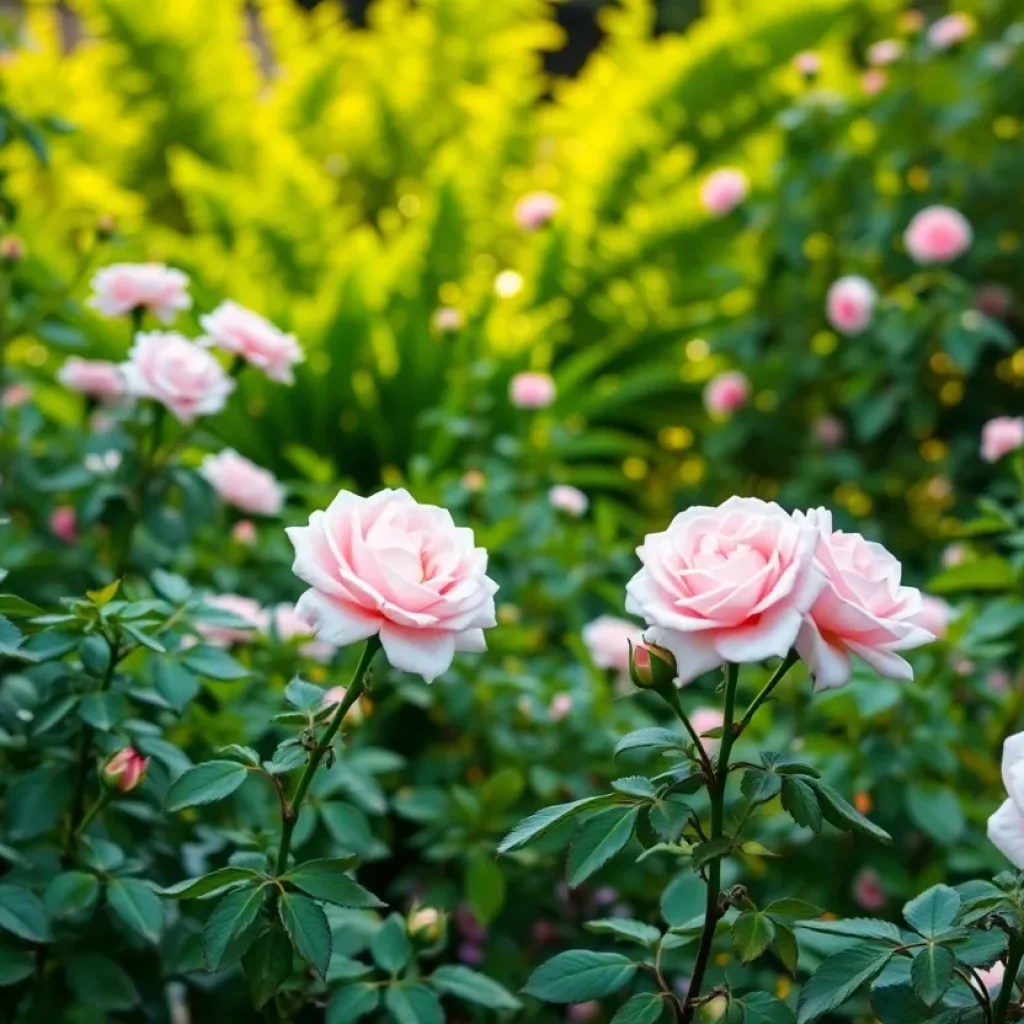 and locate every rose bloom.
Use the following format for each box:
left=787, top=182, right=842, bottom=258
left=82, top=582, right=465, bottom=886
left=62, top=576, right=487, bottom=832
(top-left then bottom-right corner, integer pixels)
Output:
left=432, top=307, right=465, bottom=333
left=321, top=685, right=364, bottom=724
left=975, top=961, right=1005, bottom=994
left=582, top=616, right=643, bottom=673
left=89, top=263, right=191, bottom=323
left=58, top=358, right=125, bottom=403
left=793, top=51, right=820, bottom=76
left=981, top=416, right=1024, bottom=462
left=269, top=602, right=336, bottom=663
left=794, top=508, right=935, bottom=690
left=232, top=519, right=257, bottom=545
left=941, top=543, right=966, bottom=568
left=122, top=332, right=234, bottom=423
left=988, top=732, right=1024, bottom=868
left=867, top=39, right=904, bottom=65
left=699, top=168, right=748, bottom=217
left=625, top=497, right=823, bottom=684
left=50, top=506, right=77, bottom=545
left=549, top=484, right=588, bottom=517
left=461, top=470, right=485, bottom=492
left=690, top=707, right=724, bottom=752
left=904, top=206, right=973, bottom=265
left=852, top=868, right=887, bottom=911
left=813, top=415, right=845, bottom=448
left=201, top=449, right=284, bottom=516
left=927, top=13, right=973, bottom=50
left=826, top=276, right=877, bottom=335
left=514, top=191, right=561, bottom=231
left=509, top=371, right=556, bottom=409
left=103, top=748, right=149, bottom=794
left=200, top=300, right=303, bottom=384
left=916, top=595, right=952, bottom=640
left=196, top=594, right=267, bottom=646
left=861, top=69, right=887, bottom=95
left=549, top=692, right=573, bottom=722
left=287, top=488, right=498, bottom=682
left=704, top=371, right=750, bottom=415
